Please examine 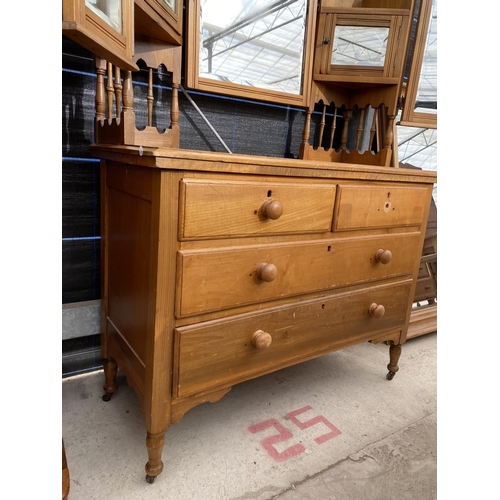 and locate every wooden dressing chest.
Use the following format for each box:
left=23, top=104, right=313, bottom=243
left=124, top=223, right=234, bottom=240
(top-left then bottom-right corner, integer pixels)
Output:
left=94, top=144, right=436, bottom=482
